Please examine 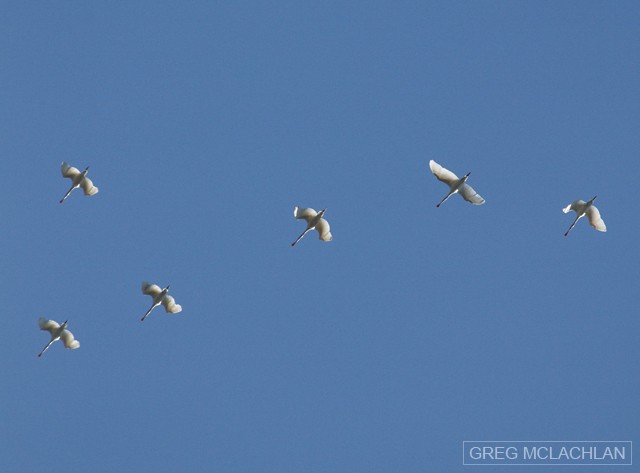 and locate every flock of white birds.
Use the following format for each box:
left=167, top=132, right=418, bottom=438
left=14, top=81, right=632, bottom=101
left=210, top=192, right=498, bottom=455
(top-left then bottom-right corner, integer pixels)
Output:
left=38, top=159, right=607, bottom=356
